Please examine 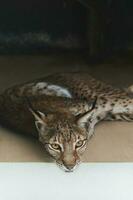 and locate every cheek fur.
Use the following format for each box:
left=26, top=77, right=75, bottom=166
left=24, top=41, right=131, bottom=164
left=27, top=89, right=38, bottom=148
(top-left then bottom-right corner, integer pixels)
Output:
left=77, top=144, right=87, bottom=155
